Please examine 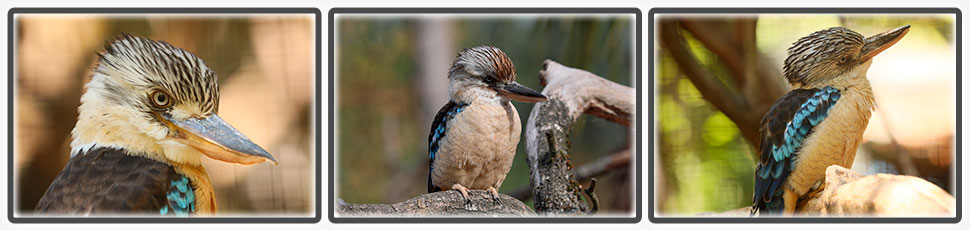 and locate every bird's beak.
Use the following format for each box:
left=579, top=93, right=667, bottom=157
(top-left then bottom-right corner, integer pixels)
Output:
left=494, top=82, right=548, bottom=103
left=860, top=25, right=910, bottom=62
left=162, top=114, right=278, bottom=165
